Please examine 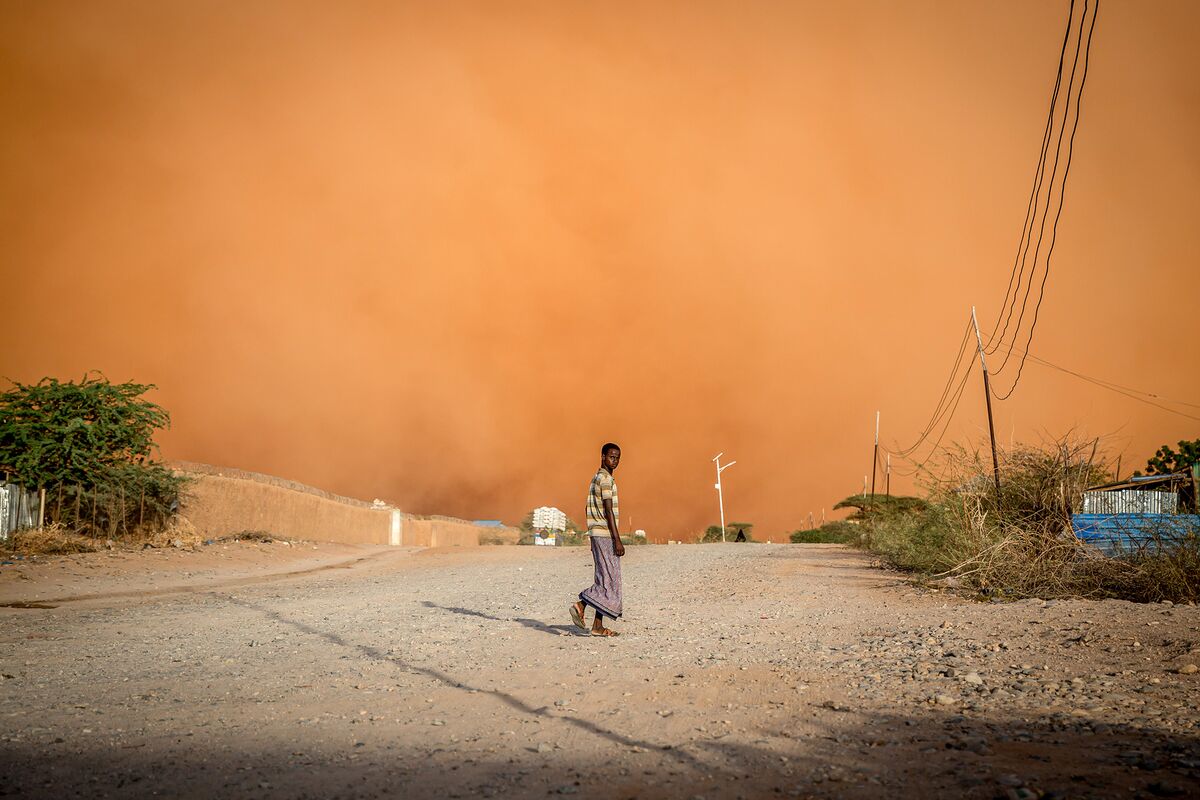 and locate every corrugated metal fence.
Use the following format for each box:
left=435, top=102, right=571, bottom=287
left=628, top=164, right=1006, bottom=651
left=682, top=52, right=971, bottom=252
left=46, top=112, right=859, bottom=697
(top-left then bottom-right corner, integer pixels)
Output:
left=0, top=482, right=40, bottom=540
left=1081, top=489, right=1178, bottom=515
